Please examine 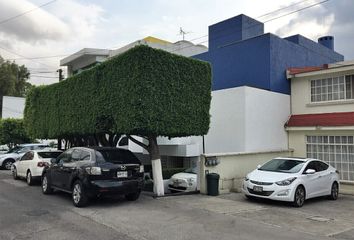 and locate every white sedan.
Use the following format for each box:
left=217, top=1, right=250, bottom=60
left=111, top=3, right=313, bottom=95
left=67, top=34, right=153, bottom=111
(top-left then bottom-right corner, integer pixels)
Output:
left=242, top=157, right=340, bottom=207
left=12, top=149, right=62, bottom=185
left=168, top=167, right=198, bottom=193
